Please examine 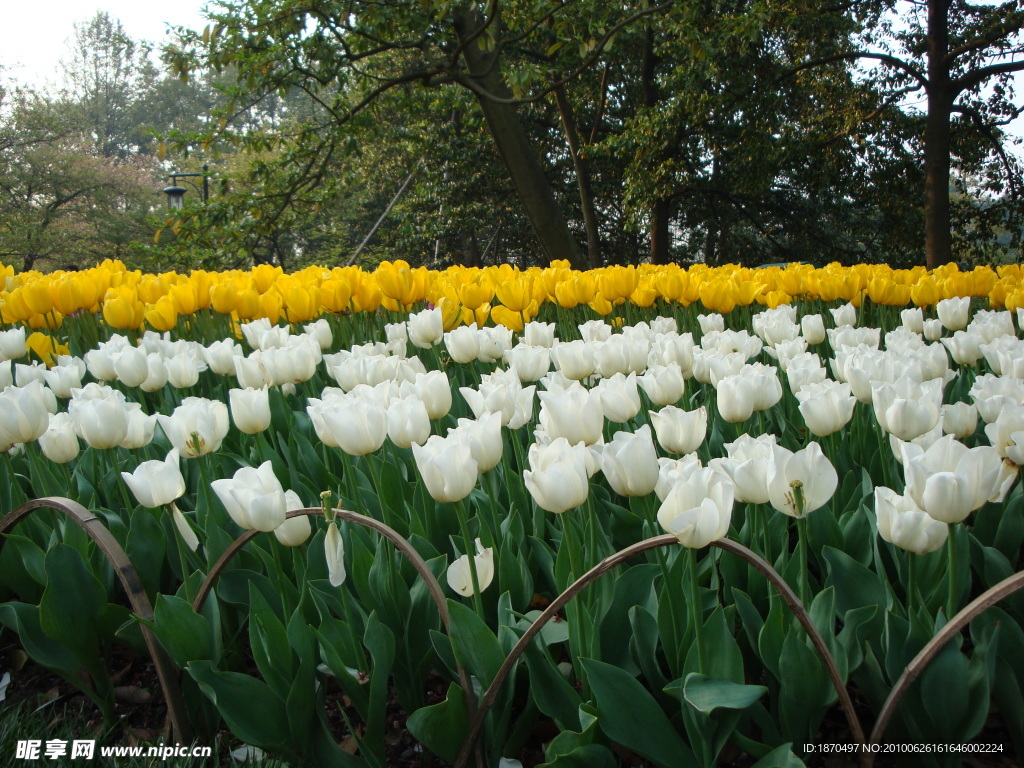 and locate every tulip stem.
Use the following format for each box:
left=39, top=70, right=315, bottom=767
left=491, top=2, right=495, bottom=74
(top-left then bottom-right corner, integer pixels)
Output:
left=796, top=516, right=810, bottom=607
left=454, top=499, right=484, bottom=618
left=946, top=523, right=958, bottom=619
left=688, top=547, right=706, bottom=675
left=906, top=553, right=917, bottom=617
